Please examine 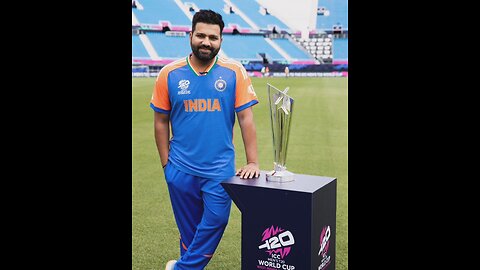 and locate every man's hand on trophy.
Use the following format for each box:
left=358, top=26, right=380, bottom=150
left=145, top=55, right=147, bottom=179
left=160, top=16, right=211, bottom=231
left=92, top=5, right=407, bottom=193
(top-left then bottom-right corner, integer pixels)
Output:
left=236, top=162, right=260, bottom=179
